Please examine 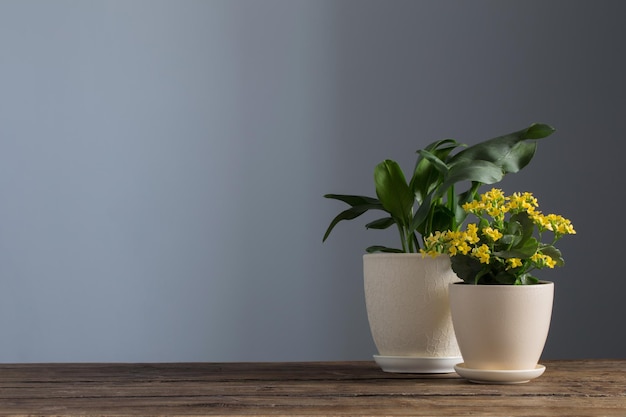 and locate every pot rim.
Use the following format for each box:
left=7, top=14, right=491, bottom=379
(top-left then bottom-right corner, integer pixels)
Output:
left=450, top=281, right=553, bottom=286
left=363, top=253, right=450, bottom=259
